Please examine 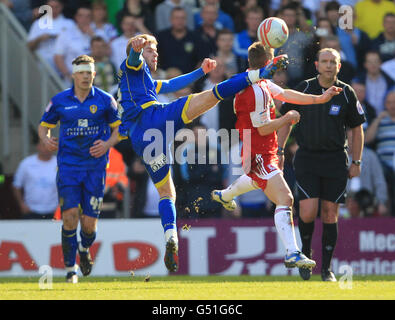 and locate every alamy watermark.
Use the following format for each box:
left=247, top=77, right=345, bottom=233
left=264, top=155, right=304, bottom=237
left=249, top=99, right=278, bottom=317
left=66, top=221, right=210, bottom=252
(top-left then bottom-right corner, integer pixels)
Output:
left=38, top=265, right=53, bottom=290
left=140, top=122, right=251, bottom=176
left=338, top=5, right=353, bottom=31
